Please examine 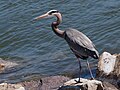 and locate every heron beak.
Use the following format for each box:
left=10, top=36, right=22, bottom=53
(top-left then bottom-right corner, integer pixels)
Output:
left=34, top=13, right=48, bottom=20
